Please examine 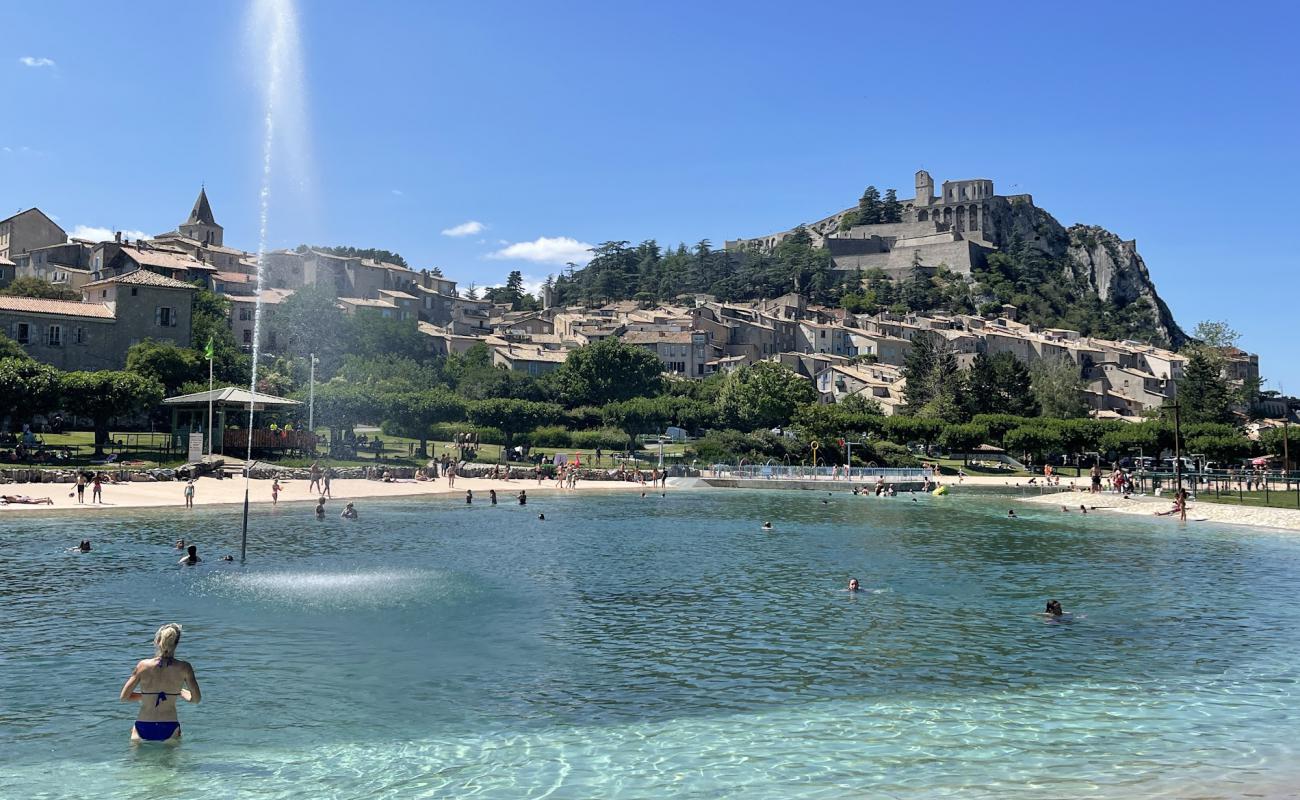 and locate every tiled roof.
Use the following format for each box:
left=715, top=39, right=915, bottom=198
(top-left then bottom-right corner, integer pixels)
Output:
left=118, top=246, right=211, bottom=272
left=82, top=269, right=197, bottom=290
left=622, top=331, right=696, bottom=344
left=377, top=289, right=417, bottom=300
left=0, top=296, right=115, bottom=319
left=214, top=271, right=253, bottom=283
